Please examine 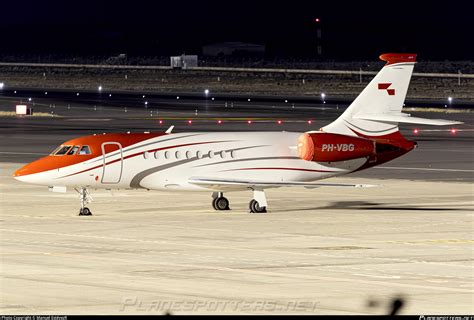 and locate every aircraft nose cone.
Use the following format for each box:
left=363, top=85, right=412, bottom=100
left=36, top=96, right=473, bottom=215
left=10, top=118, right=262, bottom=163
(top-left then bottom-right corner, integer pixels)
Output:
left=13, top=164, right=29, bottom=178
